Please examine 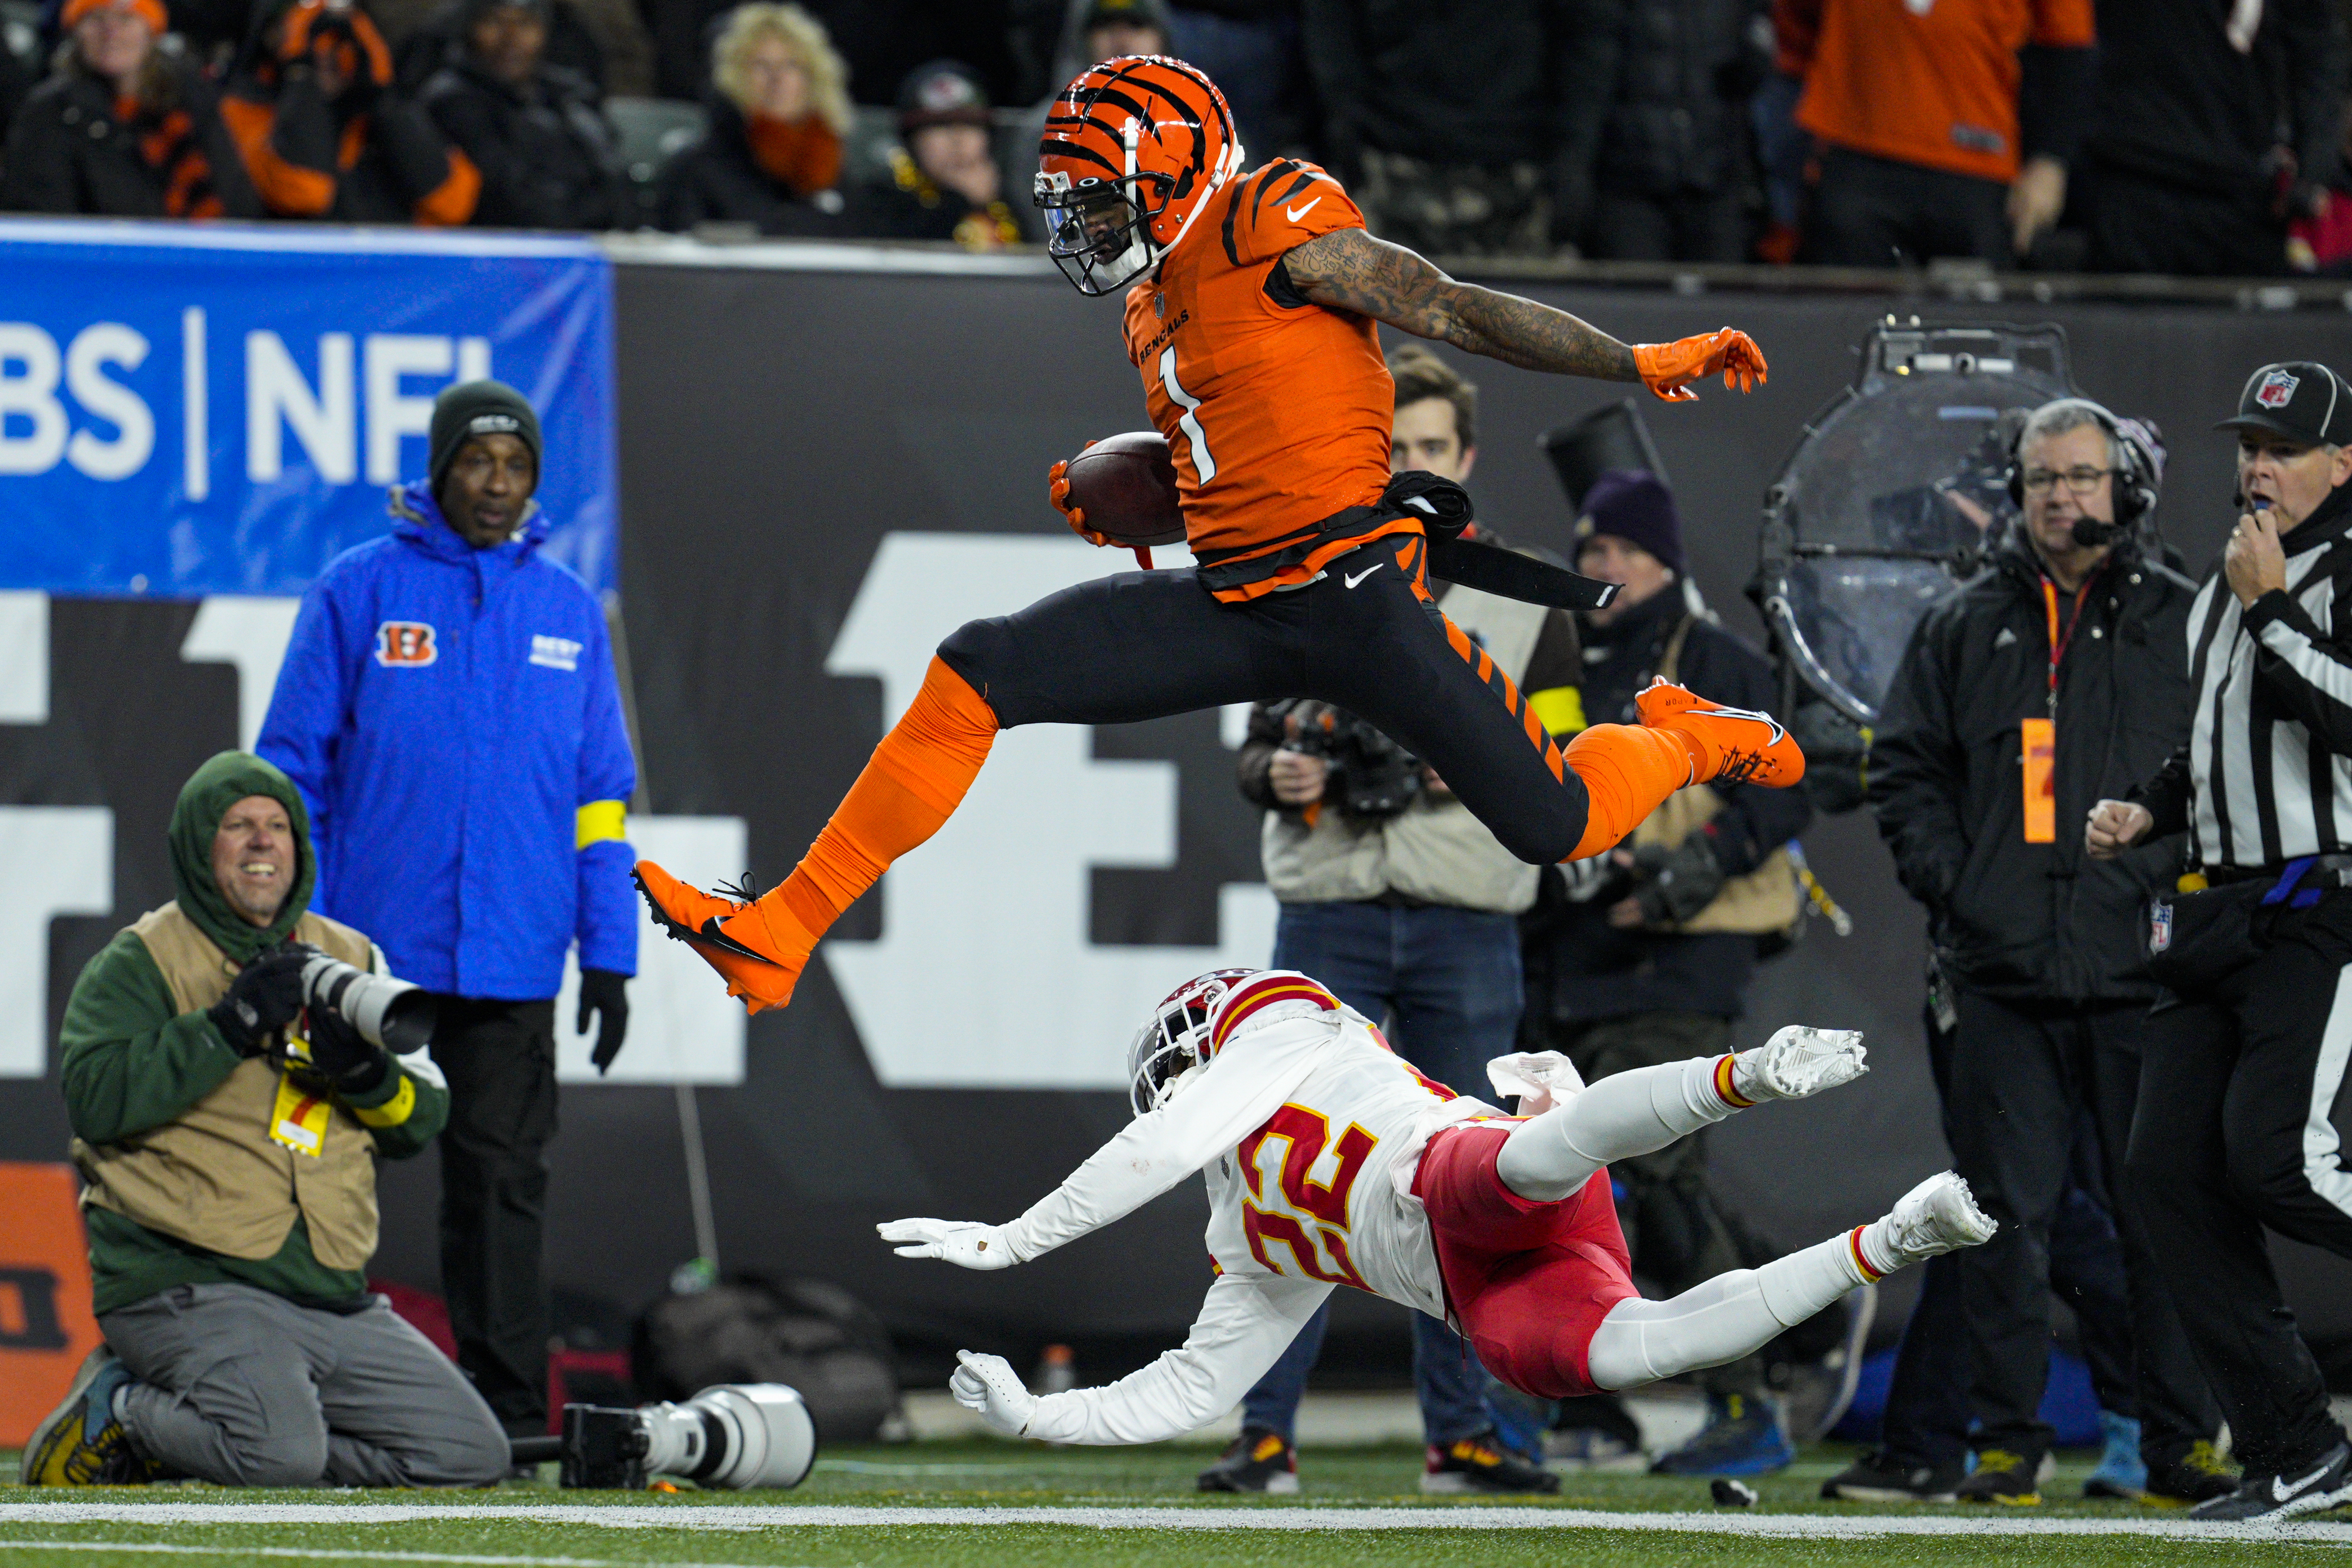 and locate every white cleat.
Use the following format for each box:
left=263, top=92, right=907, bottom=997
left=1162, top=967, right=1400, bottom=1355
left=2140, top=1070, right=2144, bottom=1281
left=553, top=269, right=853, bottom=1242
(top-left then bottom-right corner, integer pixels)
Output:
left=1878, top=1171, right=1998, bottom=1269
left=1737, top=1026, right=1868, bottom=1101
